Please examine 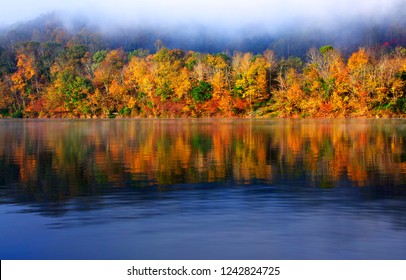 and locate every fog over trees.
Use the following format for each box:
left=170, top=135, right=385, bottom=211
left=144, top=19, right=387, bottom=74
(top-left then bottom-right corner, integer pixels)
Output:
left=0, top=1, right=405, bottom=118
left=0, top=0, right=405, bottom=55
